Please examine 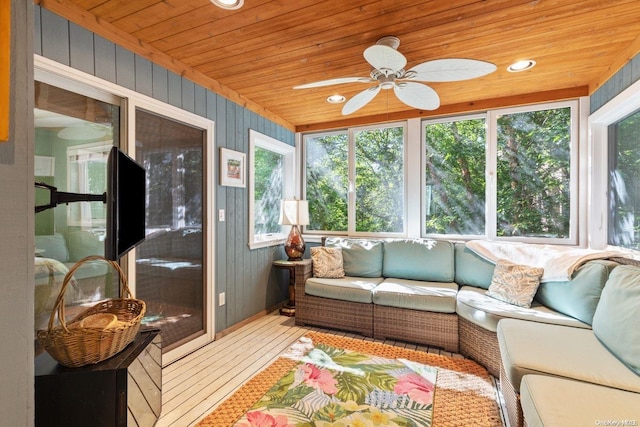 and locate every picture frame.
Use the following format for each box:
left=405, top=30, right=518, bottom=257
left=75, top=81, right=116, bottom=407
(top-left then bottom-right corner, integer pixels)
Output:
left=219, top=147, right=246, bottom=187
